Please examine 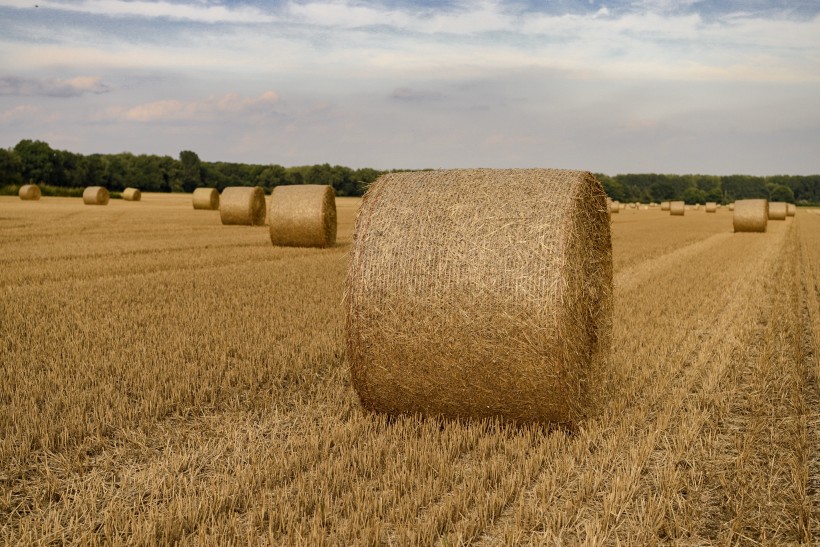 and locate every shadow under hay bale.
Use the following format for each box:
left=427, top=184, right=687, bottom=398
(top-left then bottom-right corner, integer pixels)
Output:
left=269, top=184, right=337, bottom=248
left=346, top=168, right=613, bottom=426
left=83, top=186, right=109, bottom=205
left=733, top=199, right=768, bottom=233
